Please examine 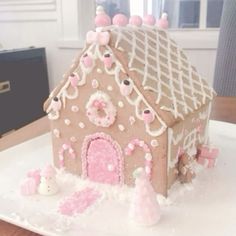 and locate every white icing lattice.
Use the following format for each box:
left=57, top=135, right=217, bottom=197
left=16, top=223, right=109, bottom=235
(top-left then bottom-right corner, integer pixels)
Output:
left=106, top=26, right=215, bottom=120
